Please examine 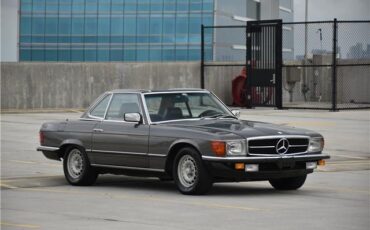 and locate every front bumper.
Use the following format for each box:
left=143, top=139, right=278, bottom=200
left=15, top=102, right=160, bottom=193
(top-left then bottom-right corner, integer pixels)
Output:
left=202, top=153, right=330, bottom=182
